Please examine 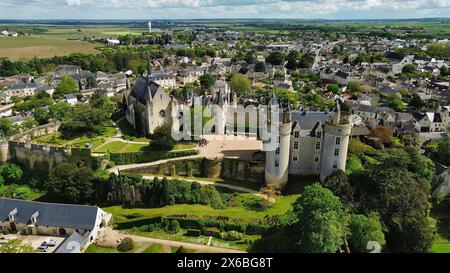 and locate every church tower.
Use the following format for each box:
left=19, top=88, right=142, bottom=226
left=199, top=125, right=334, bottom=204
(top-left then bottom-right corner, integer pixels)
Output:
left=319, top=99, right=353, bottom=182
left=265, top=94, right=292, bottom=187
